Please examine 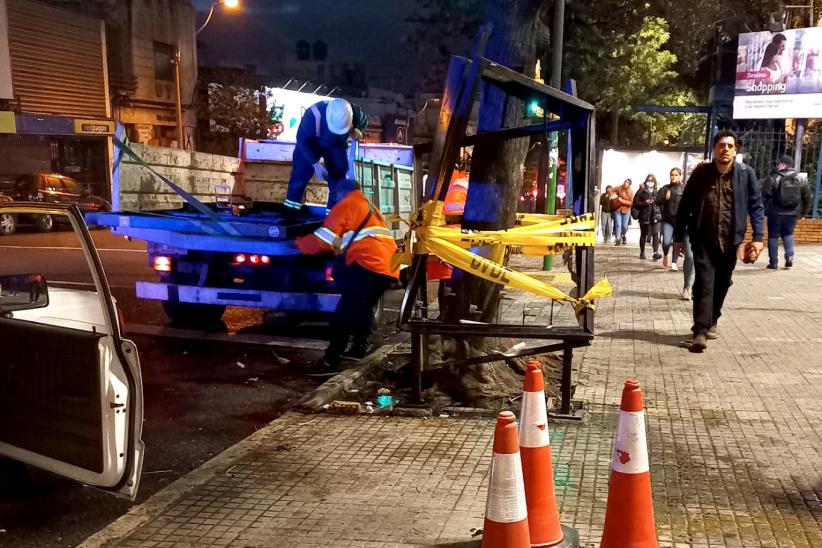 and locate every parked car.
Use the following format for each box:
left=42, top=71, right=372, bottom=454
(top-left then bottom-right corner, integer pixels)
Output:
left=0, top=192, right=13, bottom=235
left=8, top=173, right=111, bottom=233
left=0, top=202, right=144, bottom=499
